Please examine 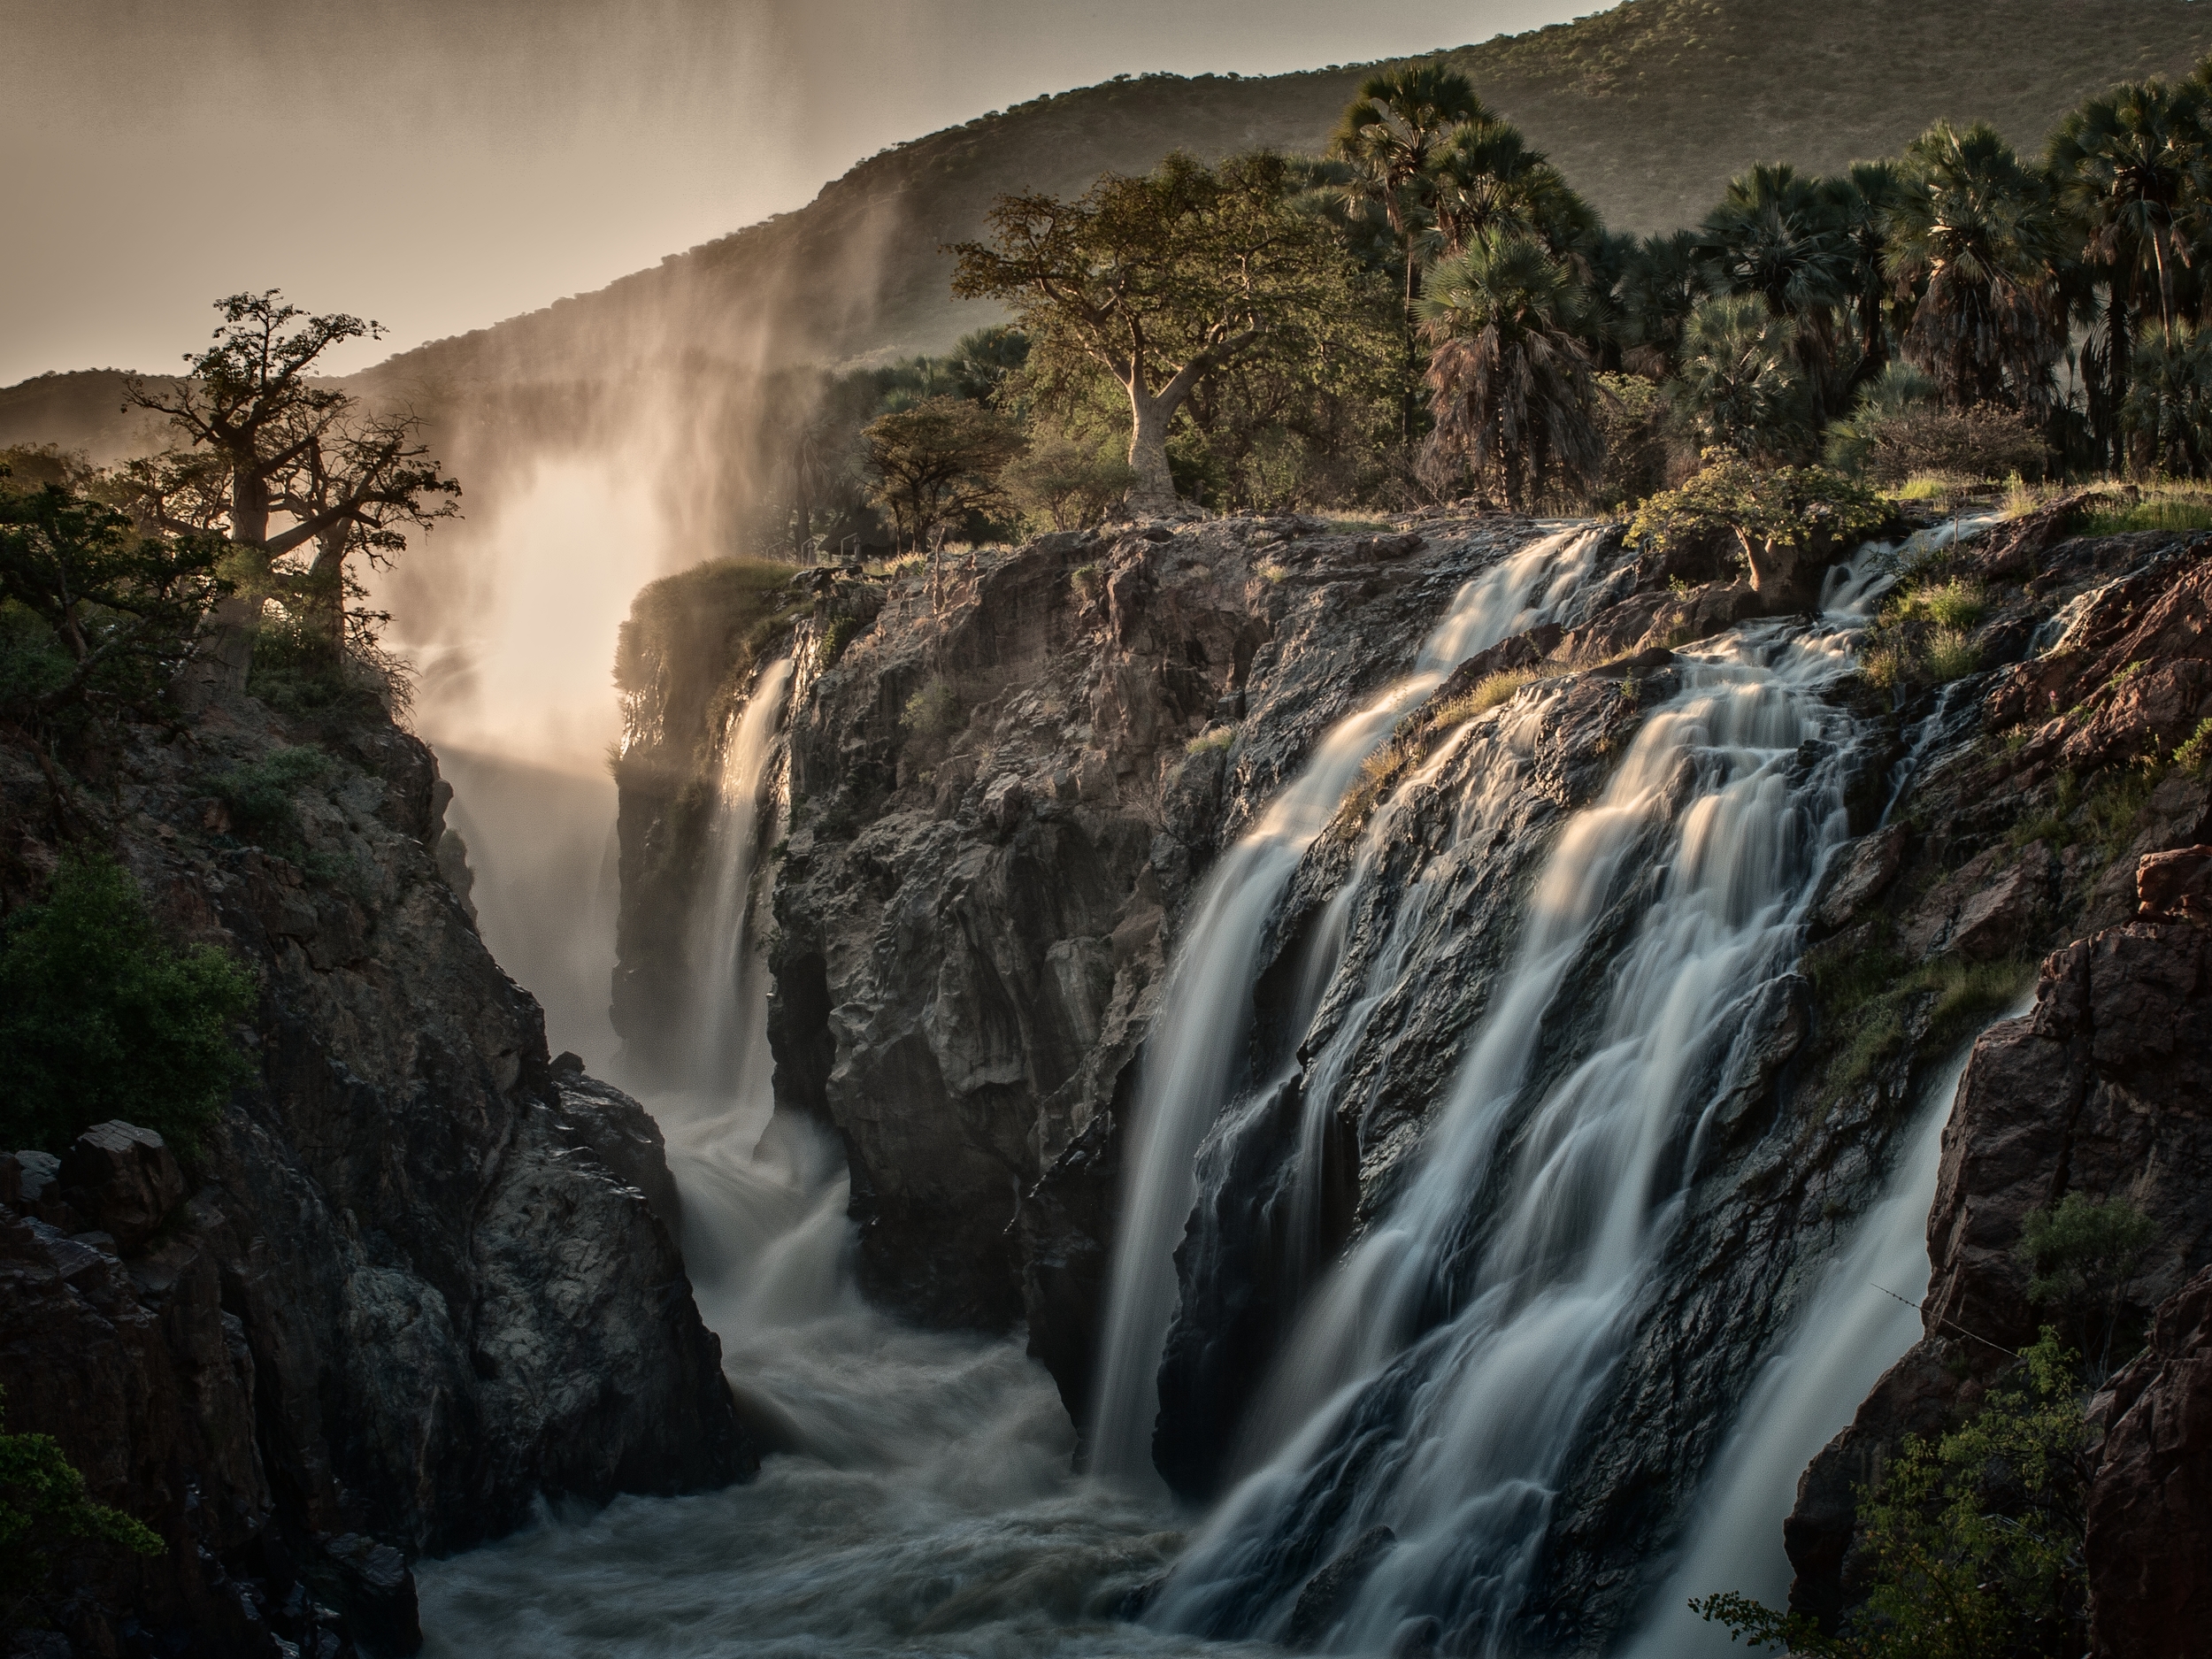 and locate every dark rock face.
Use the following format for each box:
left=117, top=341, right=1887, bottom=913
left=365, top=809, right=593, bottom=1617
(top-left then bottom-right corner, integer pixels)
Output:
left=730, top=513, right=1567, bottom=1361
left=2085, top=1263, right=2212, bottom=1659
left=1, top=692, right=752, bottom=1654
left=1787, top=858, right=2203, bottom=1637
